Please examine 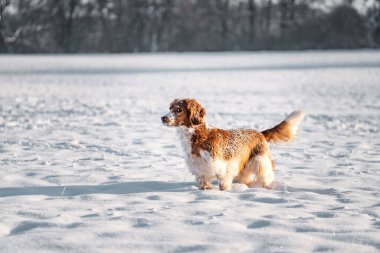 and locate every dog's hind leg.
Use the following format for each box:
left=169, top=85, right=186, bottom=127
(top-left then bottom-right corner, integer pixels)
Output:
left=244, top=154, right=274, bottom=189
